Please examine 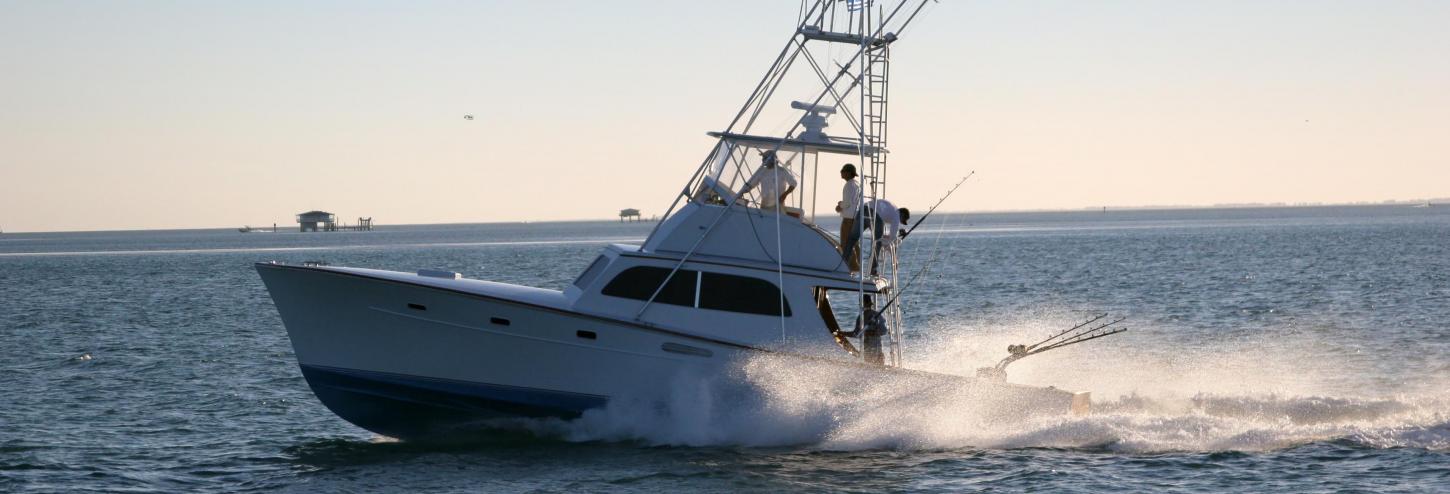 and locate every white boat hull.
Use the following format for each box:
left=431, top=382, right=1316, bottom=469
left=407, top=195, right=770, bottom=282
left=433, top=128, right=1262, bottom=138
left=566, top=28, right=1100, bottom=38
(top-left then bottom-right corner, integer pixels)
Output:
left=256, top=262, right=1087, bottom=439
